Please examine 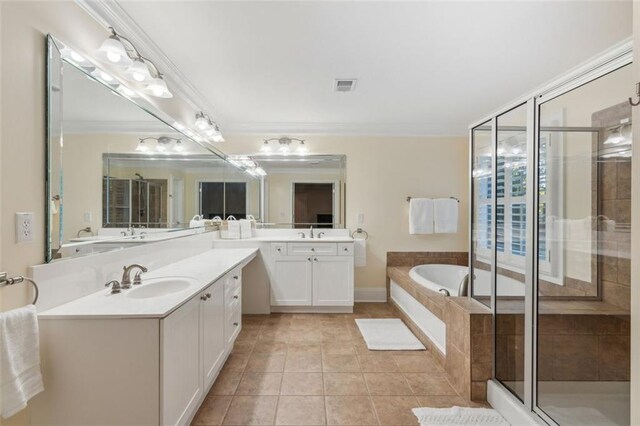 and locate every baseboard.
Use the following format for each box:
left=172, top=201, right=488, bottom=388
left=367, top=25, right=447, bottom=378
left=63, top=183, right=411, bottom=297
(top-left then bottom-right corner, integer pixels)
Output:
left=354, top=287, right=388, bottom=302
